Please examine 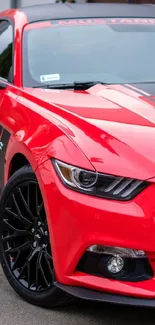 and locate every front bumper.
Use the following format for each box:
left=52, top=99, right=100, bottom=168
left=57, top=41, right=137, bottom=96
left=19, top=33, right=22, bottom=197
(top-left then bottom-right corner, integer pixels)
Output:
left=36, top=159, right=155, bottom=302
left=55, top=282, right=155, bottom=307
